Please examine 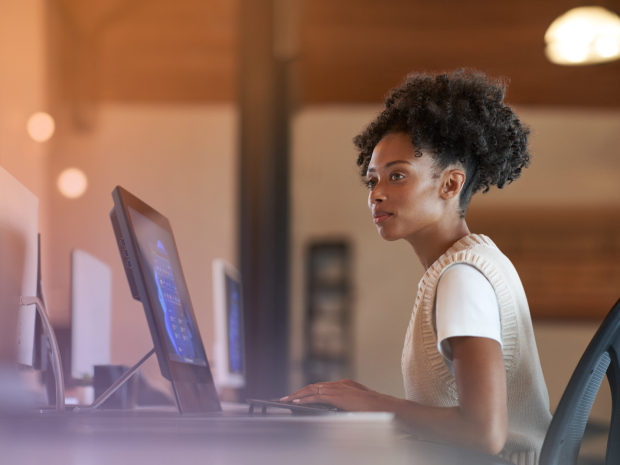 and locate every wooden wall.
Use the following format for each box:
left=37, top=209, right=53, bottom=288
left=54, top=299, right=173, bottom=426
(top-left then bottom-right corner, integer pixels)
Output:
left=468, top=208, right=620, bottom=320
